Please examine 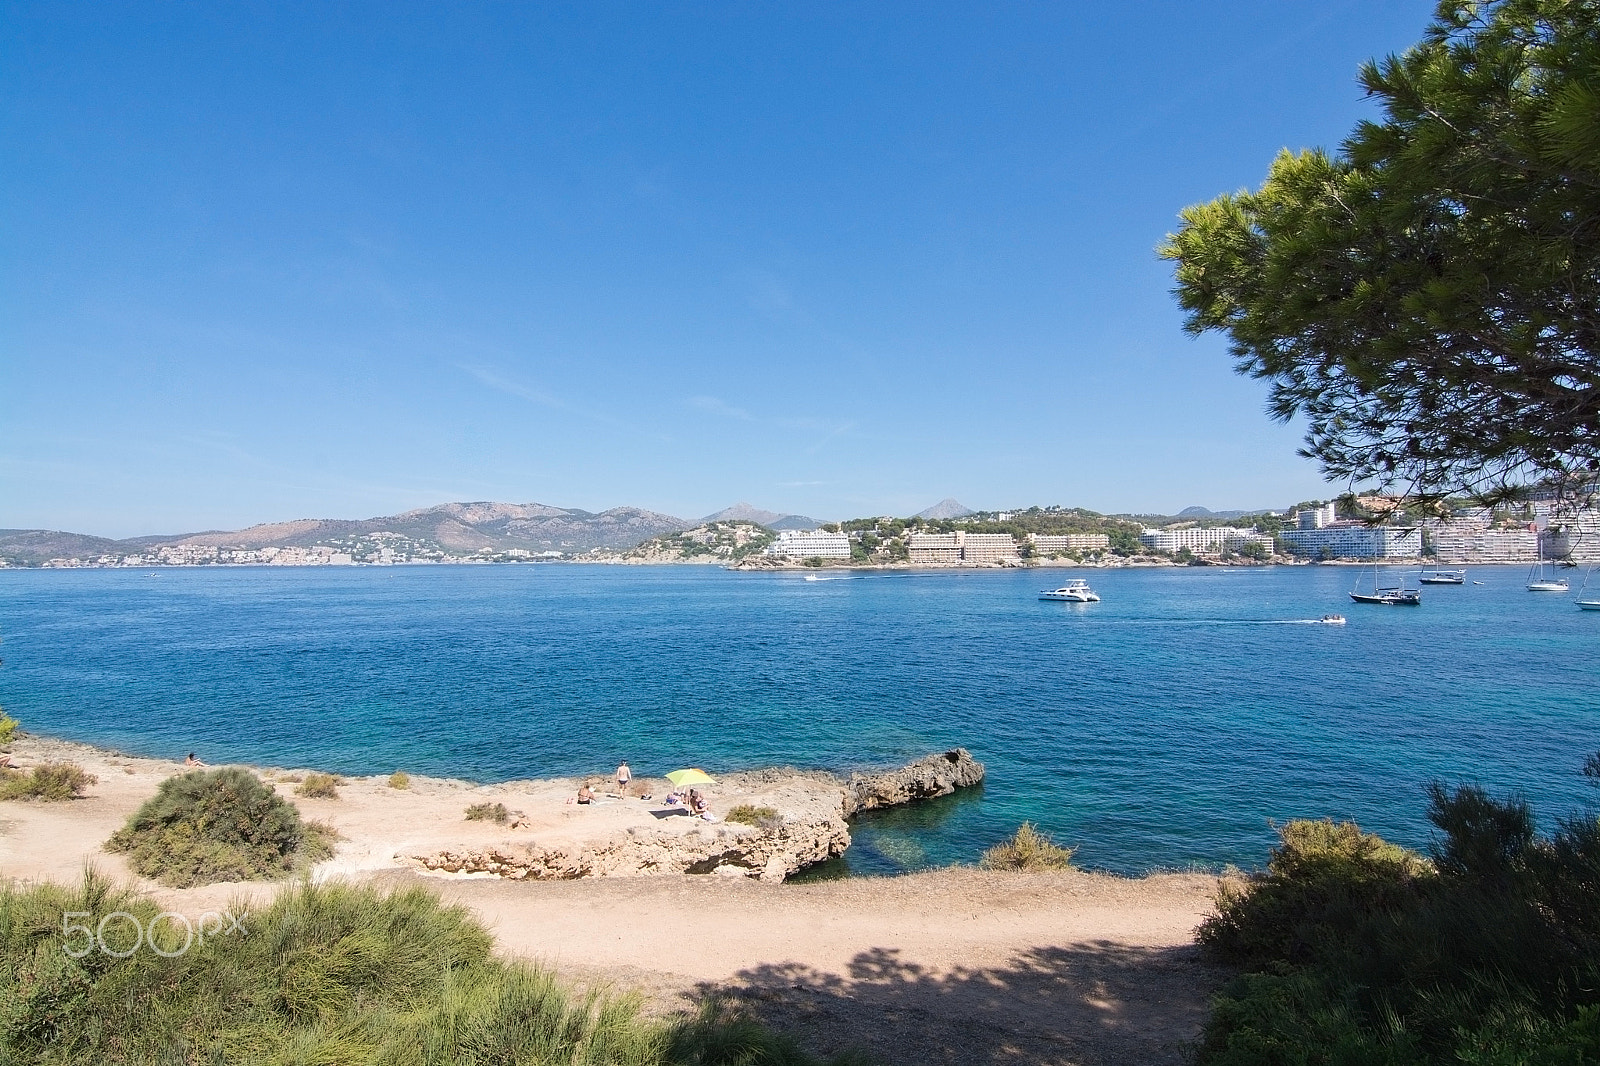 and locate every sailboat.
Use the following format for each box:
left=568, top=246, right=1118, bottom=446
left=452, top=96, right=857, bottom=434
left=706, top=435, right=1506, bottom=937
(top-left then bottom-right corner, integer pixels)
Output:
left=1419, top=567, right=1466, bottom=584
left=1350, top=564, right=1422, bottom=606
left=1577, top=565, right=1600, bottom=611
left=1527, top=535, right=1570, bottom=592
